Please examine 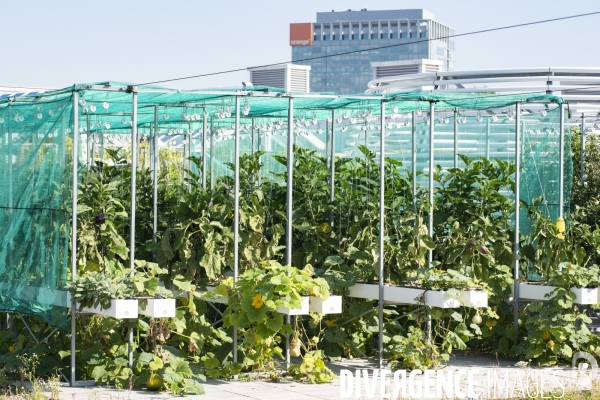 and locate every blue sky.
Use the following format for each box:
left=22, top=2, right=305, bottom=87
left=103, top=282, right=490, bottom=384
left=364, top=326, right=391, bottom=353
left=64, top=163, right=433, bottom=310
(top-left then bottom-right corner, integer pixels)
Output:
left=1, top=0, right=599, bottom=90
